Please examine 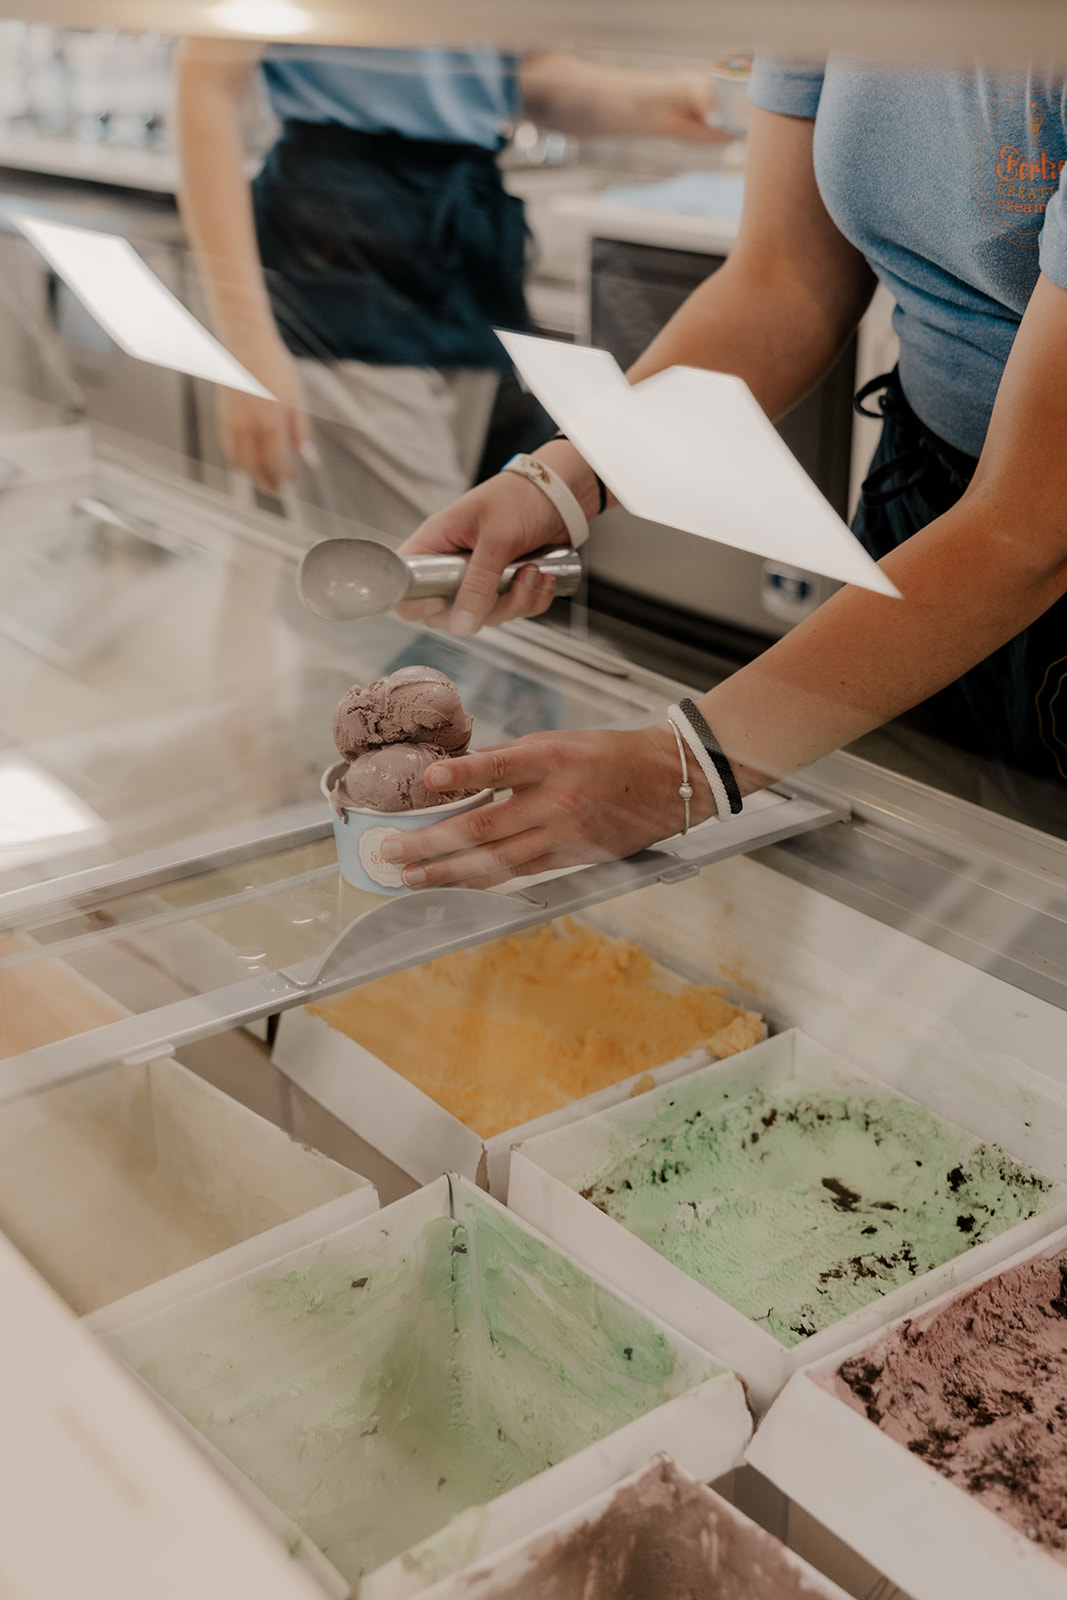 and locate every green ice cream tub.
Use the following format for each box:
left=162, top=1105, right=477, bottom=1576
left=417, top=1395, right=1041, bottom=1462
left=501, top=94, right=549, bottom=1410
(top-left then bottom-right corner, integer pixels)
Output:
left=322, top=762, right=492, bottom=895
